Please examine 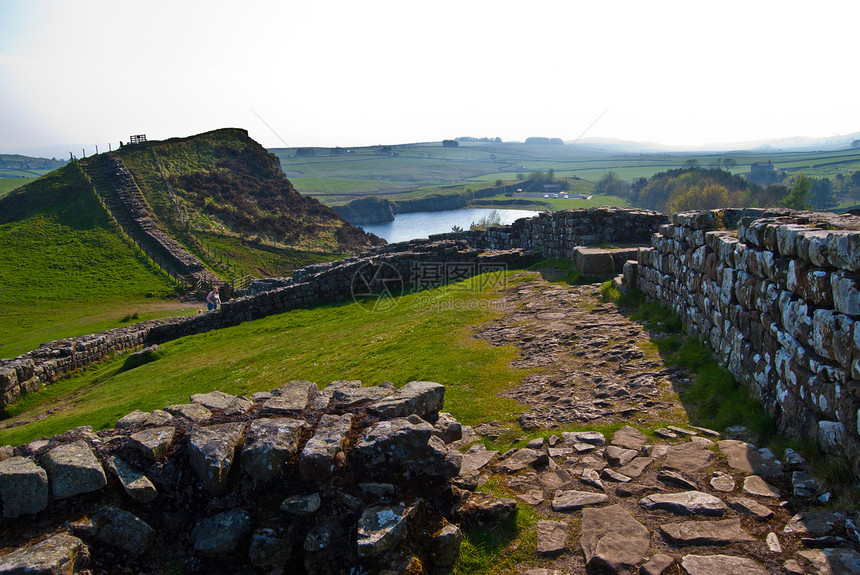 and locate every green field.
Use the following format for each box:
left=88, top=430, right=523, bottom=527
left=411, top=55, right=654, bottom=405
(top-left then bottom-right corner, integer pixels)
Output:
left=0, top=167, right=190, bottom=358
left=0, top=177, right=34, bottom=198
left=274, top=142, right=860, bottom=207
left=0, top=269, right=528, bottom=445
